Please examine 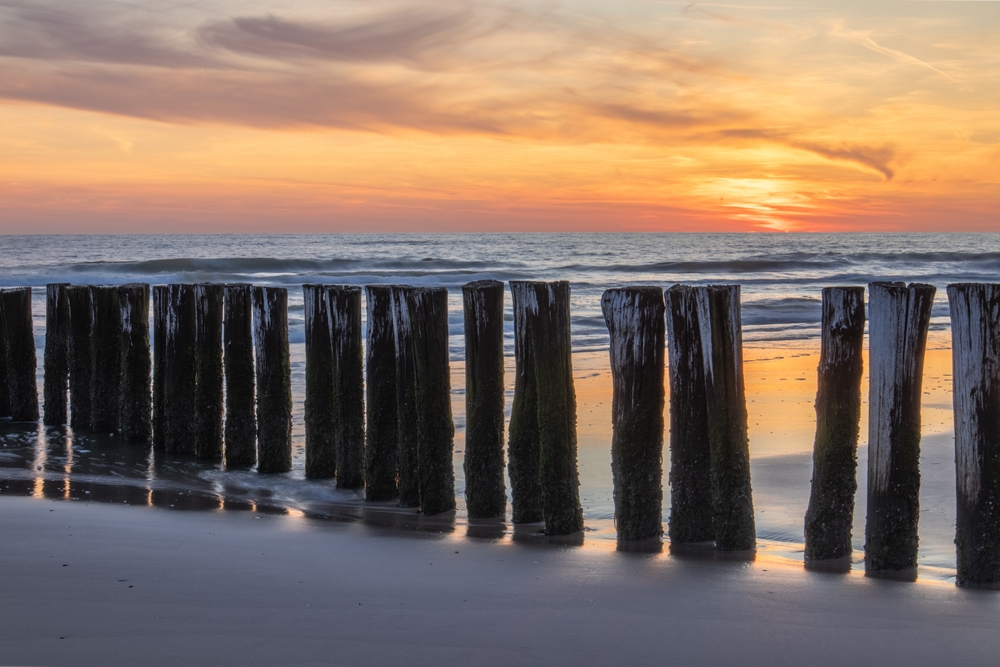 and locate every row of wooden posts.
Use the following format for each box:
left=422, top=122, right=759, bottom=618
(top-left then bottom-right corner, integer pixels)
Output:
left=0, top=280, right=999, bottom=586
